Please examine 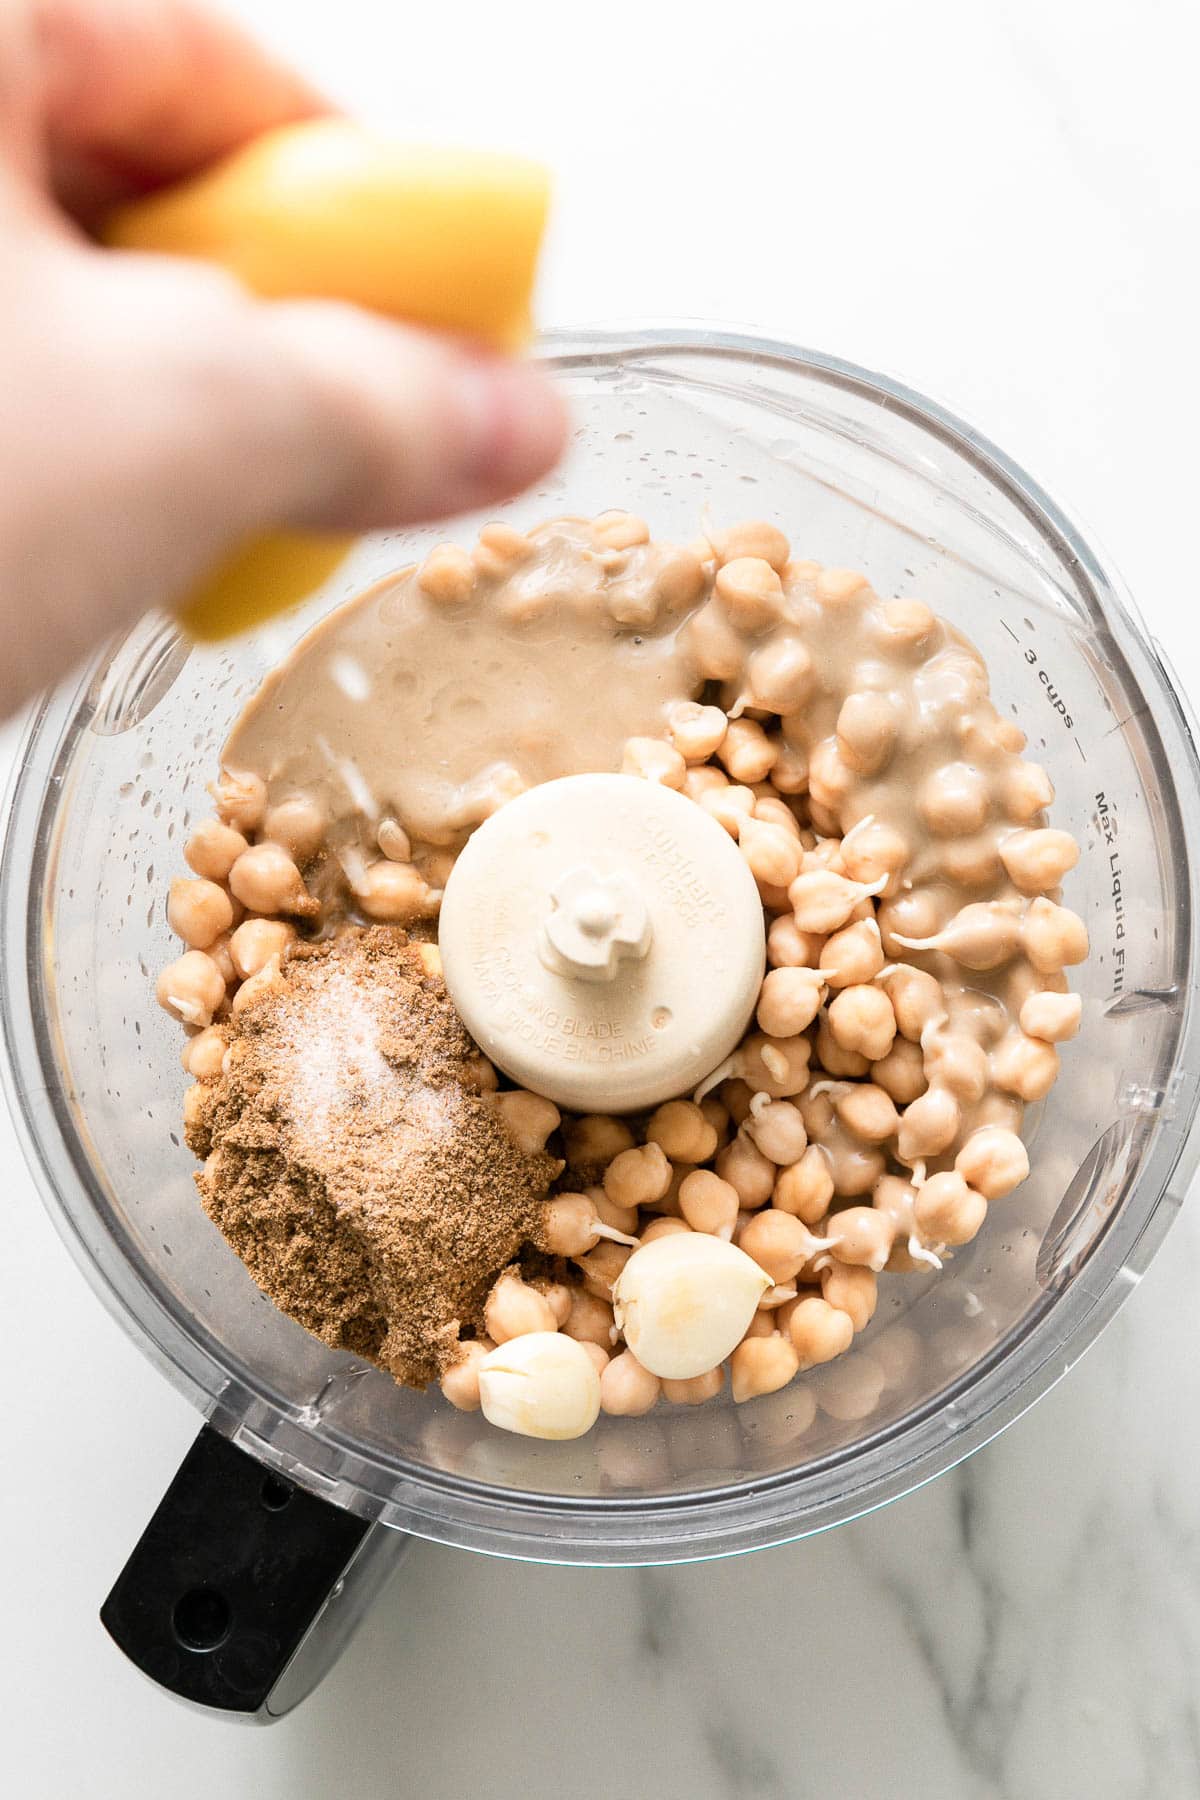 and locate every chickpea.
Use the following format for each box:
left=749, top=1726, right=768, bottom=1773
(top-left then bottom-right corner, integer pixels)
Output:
left=737, top=1209, right=819, bottom=1283
left=560, top=1289, right=616, bottom=1350
left=1019, top=990, right=1082, bottom=1042
left=683, top=764, right=730, bottom=802
left=605, top=1142, right=672, bottom=1209
left=834, top=1083, right=900, bottom=1144
left=873, top=1172, right=918, bottom=1236
left=789, top=869, right=881, bottom=935
left=836, top=692, right=899, bottom=776
left=917, top=762, right=990, bottom=837
left=259, top=795, right=325, bottom=864
left=473, top=521, right=532, bottom=578
left=574, top=1240, right=632, bottom=1302
left=738, top=818, right=802, bottom=889
left=870, top=1037, right=928, bottom=1105
left=700, top=783, right=756, bottom=838
left=806, top=739, right=856, bottom=813
left=599, top=1349, right=661, bottom=1416
left=716, top=1132, right=777, bottom=1208
left=896, top=1084, right=961, bottom=1162
left=699, top=1094, right=731, bottom=1150
left=485, top=1274, right=558, bottom=1344
left=647, top=1100, right=718, bottom=1165
left=711, top=520, right=790, bottom=571
left=622, top=736, right=687, bottom=788
left=668, top=701, right=728, bottom=763
left=1021, top=898, right=1089, bottom=973
left=746, top=637, right=814, bottom=713
left=878, top=597, right=936, bottom=653
left=231, top=952, right=285, bottom=1013
left=356, top=861, right=434, bottom=922
left=717, top=717, right=778, bottom=784
left=167, top=877, right=233, bottom=951
left=593, top=510, right=651, bottom=550
left=877, top=889, right=943, bottom=958
left=156, top=951, right=226, bottom=1028
left=827, top=1205, right=895, bottom=1271
left=740, top=1032, right=812, bottom=1098
left=592, top=1188, right=639, bottom=1237
left=815, top=567, right=867, bottom=605
left=895, top=901, right=1021, bottom=971
left=808, top=800, right=842, bottom=837
left=813, top=1019, right=871, bottom=1079
left=682, top=599, right=746, bottom=681
left=491, top=1090, right=560, bottom=1156
left=767, top=916, right=822, bottom=970
left=742, top=1307, right=778, bottom=1340
left=923, top=1032, right=989, bottom=1103
left=827, top=985, right=896, bottom=1062
left=562, top=1113, right=635, bottom=1178
left=770, top=743, right=809, bottom=796
left=755, top=966, right=824, bottom=1039
left=229, top=842, right=317, bottom=917
left=938, top=834, right=1002, bottom=887
left=464, top=1051, right=497, bottom=1093
left=677, top=1170, right=740, bottom=1239
left=753, top=795, right=800, bottom=837
left=640, top=1216, right=692, bottom=1244
left=955, top=1126, right=1030, bottom=1200
left=746, top=1098, right=808, bottom=1166
left=1002, top=760, right=1055, bottom=823
left=441, top=1340, right=491, bottom=1411
left=819, top=918, right=884, bottom=990
left=730, top=1334, right=800, bottom=1403
left=182, top=1083, right=209, bottom=1136
left=662, top=1366, right=725, bottom=1406
left=991, top=1032, right=1060, bottom=1102
left=838, top=820, right=909, bottom=888
left=820, top=1262, right=877, bottom=1332
left=535, top=1282, right=574, bottom=1328
left=788, top=1296, right=855, bottom=1369
left=914, top=1172, right=988, bottom=1247
left=229, top=917, right=295, bottom=980
left=998, top=828, right=1080, bottom=895
left=210, top=767, right=266, bottom=833
left=722, top=1078, right=755, bottom=1125
left=184, top=817, right=248, bottom=882
left=773, top=1145, right=835, bottom=1222
left=181, top=1024, right=227, bottom=1081
left=714, top=556, right=785, bottom=633
left=538, top=1193, right=603, bottom=1257
left=881, top=965, right=946, bottom=1042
